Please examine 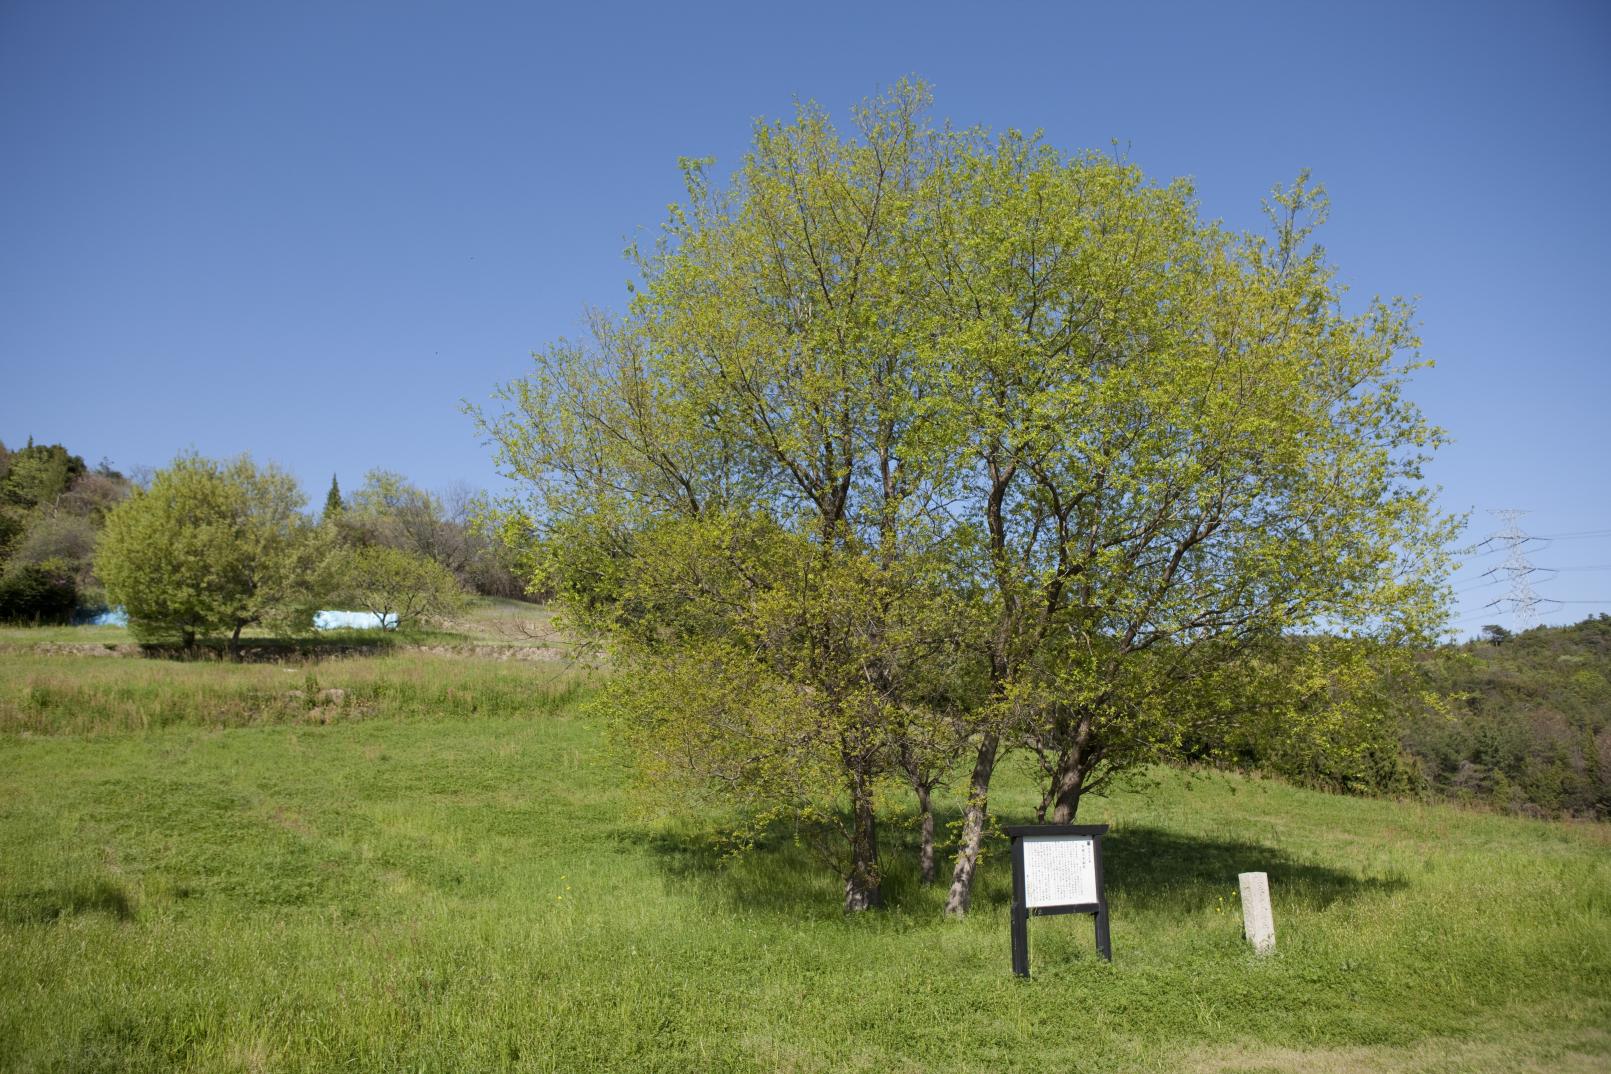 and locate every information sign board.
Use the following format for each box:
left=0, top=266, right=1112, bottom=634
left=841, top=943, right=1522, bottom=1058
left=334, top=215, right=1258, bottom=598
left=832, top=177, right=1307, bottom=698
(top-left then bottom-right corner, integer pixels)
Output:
left=1021, top=833, right=1098, bottom=908
left=1006, top=824, right=1111, bottom=976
